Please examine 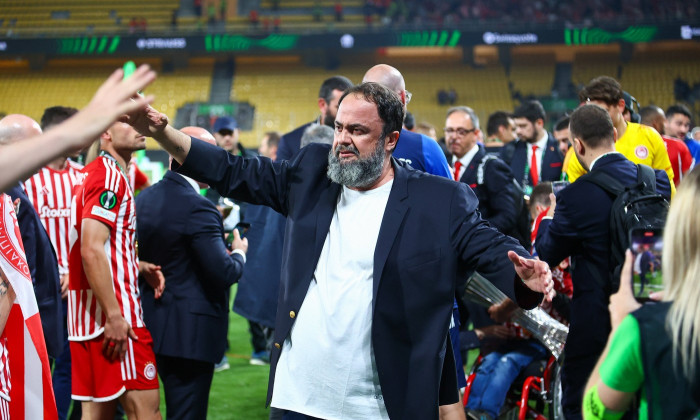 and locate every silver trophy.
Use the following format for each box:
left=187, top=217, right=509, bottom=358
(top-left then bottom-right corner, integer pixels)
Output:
left=463, top=272, right=568, bottom=360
